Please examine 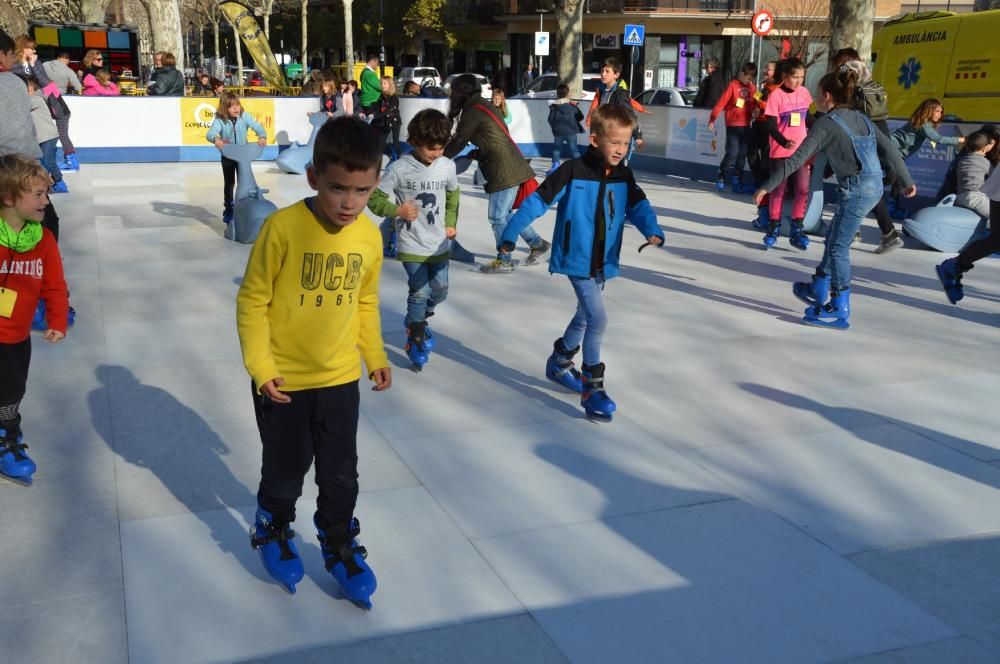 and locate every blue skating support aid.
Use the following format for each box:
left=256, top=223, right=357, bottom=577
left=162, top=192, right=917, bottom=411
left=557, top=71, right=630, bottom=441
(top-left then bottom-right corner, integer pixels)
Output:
left=221, top=144, right=278, bottom=244
left=250, top=507, right=305, bottom=594
left=316, top=516, right=377, bottom=609
left=275, top=113, right=327, bottom=174
left=902, top=195, right=988, bottom=253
